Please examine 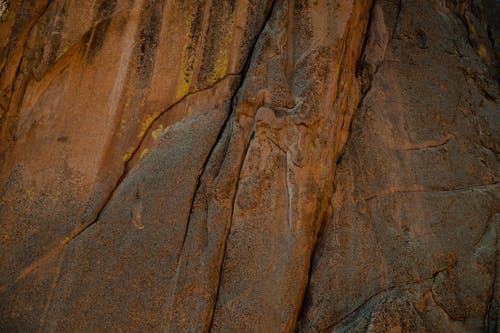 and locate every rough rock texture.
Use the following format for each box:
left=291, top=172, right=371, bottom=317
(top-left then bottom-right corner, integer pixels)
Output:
left=0, top=0, right=498, bottom=332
